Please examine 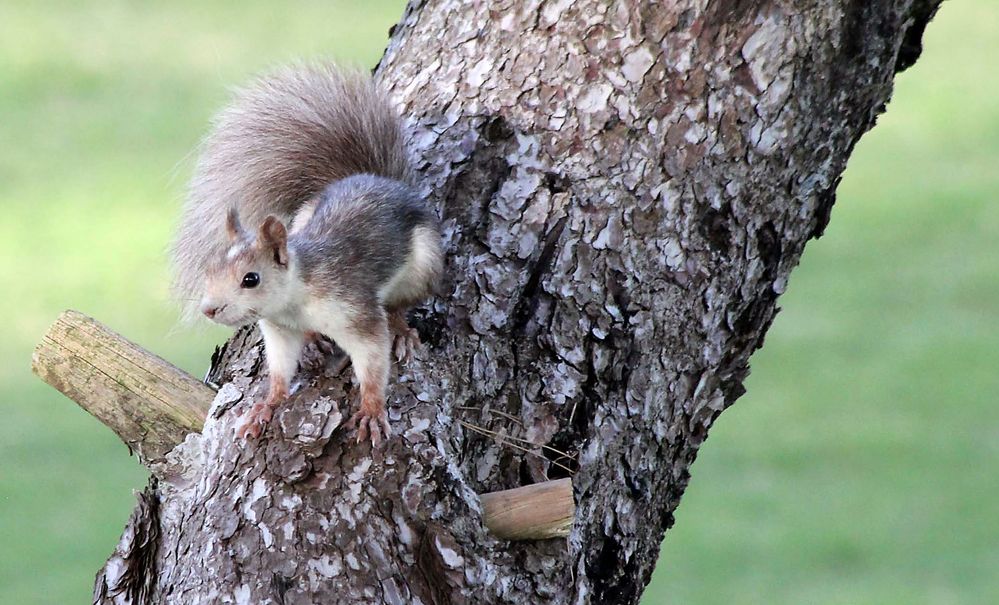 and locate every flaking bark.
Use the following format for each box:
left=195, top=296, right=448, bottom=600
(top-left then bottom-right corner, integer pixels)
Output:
left=96, top=1, right=943, bottom=603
